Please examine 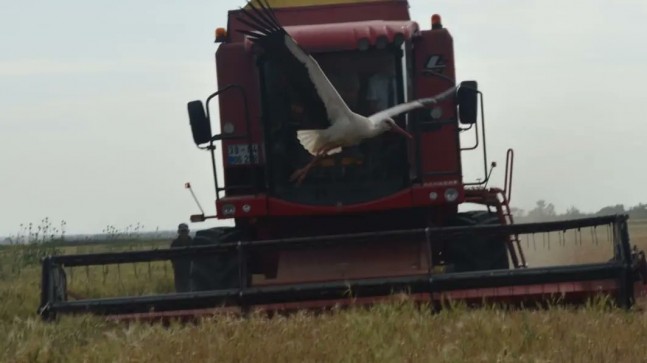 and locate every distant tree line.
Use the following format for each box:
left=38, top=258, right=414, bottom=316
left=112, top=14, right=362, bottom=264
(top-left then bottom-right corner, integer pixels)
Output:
left=511, top=201, right=647, bottom=223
